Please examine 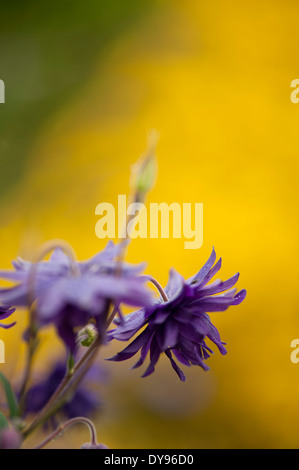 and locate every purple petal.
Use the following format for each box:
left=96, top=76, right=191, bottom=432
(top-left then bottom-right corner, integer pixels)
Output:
left=0, top=322, right=16, bottom=329
left=192, top=315, right=212, bottom=336
left=196, top=257, right=222, bottom=288
left=212, top=288, right=237, bottom=299
left=162, top=319, right=179, bottom=349
left=131, top=330, right=155, bottom=369
left=141, top=339, right=161, bottom=377
left=56, top=320, right=77, bottom=353
left=152, top=308, right=171, bottom=325
left=106, top=329, right=149, bottom=362
left=231, top=289, right=247, bottom=305
left=206, top=324, right=227, bottom=355
left=178, top=336, right=207, bottom=367
left=0, top=307, right=15, bottom=320
left=164, top=269, right=184, bottom=298
left=109, top=308, right=146, bottom=341
left=190, top=296, right=238, bottom=312
left=187, top=247, right=216, bottom=285
left=49, top=248, right=70, bottom=266
left=165, top=350, right=186, bottom=382
left=80, top=240, right=129, bottom=270
left=172, top=348, right=191, bottom=367
left=86, top=275, right=153, bottom=307
left=213, top=273, right=240, bottom=293
left=192, top=347, right=210, bottom=370
left=93, top=261, right=147, bottom=277
left=178, top=323, right=205, bottom=343
left=0, top=270, right=28, bottom=281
